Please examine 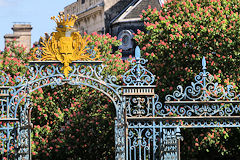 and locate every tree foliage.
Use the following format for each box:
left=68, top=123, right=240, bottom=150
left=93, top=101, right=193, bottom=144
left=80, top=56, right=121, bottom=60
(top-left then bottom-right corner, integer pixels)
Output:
left=134, top=0, right=240, bottom=159
left=0, top=41, right=29, bottom=82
